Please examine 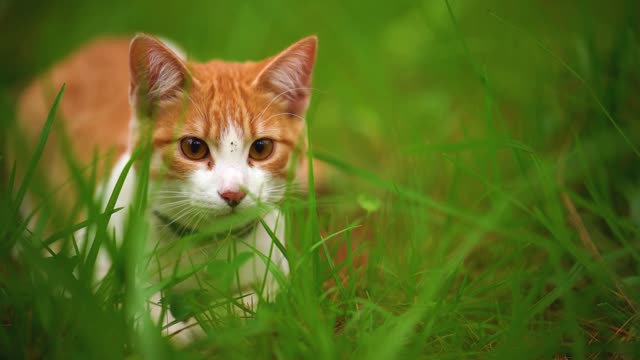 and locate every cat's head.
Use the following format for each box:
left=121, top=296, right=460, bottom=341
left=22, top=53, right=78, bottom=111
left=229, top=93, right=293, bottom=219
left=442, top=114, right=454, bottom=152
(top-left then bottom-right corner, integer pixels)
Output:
left=128, top=34, right=316, bottom=228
